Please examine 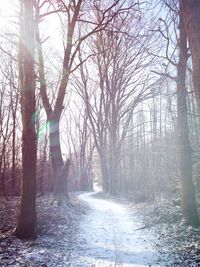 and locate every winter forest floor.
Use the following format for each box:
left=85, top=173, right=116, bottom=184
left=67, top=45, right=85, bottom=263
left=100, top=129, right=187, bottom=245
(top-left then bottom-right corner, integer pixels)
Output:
left=0, top=192, right=200, bottom=267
